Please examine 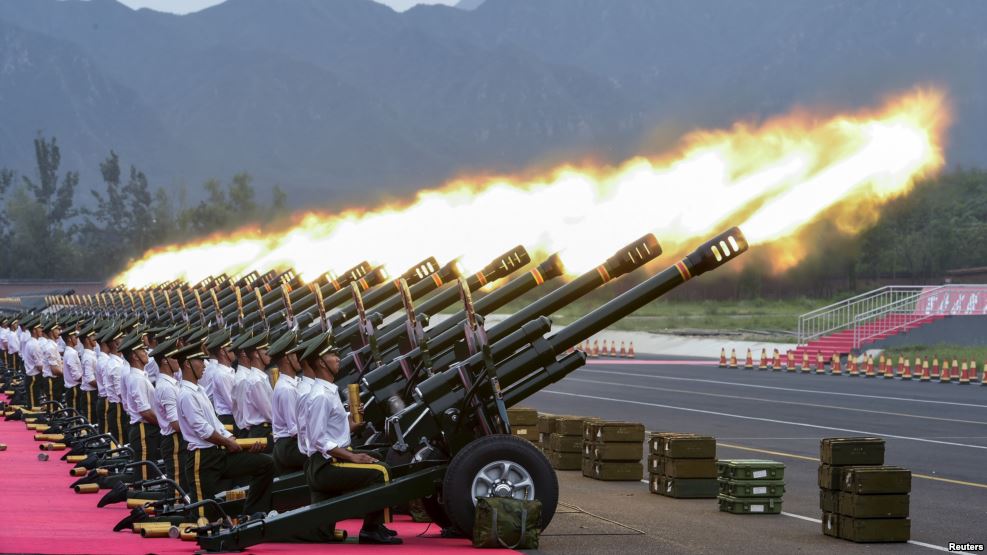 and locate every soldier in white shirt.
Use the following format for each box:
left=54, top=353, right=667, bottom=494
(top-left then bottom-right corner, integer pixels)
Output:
left=94, top=331, right=112, bottom=433
left=120, top=332, right=160, bottom=479
left=61, top=327, right=83, bottom=411
left=101, top=326, right=129, bottom=445
left=40, top=321, right=64, bottom=402
left=300, top=332, right=400, bottom=545
left=202, top=330, right=238, bottom=433
left=7, top=318, right=22, bottom=371
left=23, top=320, right=43, bottom=408
left=236, top=331, right=275, bottom=452
left=174, top=342, right=273, bottom=520
left=293, top=344, right=319, bottom=460
left=150, top=337, right=185, bottom=493
left=79, top=326, right=99, bottom=423
left=142, top=331, right=160, bottom=384
left=268, top=330, right=306, bottom=475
